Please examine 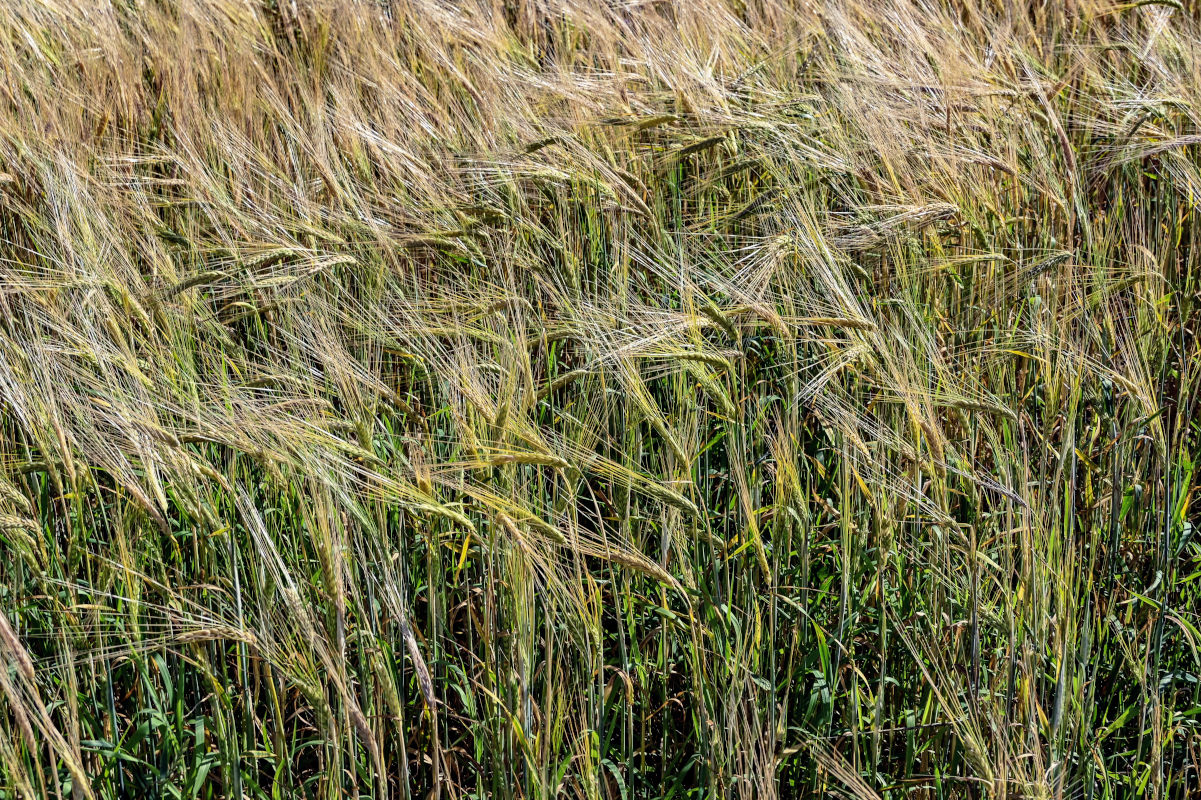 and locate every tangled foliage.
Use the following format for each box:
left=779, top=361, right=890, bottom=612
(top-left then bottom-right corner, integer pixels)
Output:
left=0, top=1, right=1200, bottom=798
